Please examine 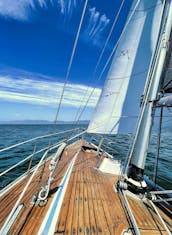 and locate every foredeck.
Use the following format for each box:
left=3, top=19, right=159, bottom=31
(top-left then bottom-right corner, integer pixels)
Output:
left=0, top=140, right=171, bottom=234
left=55, top=146, right=129, bottom=235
